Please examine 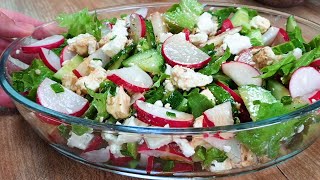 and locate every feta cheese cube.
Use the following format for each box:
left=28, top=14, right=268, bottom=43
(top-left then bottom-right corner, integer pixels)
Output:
left=144, top=134, right=172, bottom=149
left=75, top=67, right=108, bottom=93
left=222, top=33, right=252, bottom=55
left=173, top=138, right=195, bottom=157
left=102, top=35, right=128, bottom=57
left=209, top=159, right=233, bottom=172
left=197, top=12, right=218, bottom=35
left=250, top=15, right=271, bottom=33
left=67, top=132, right=94, bottom=150
left=106, top=86, right=131, bottom=119
left=67, top=33, right=97, bottom=56
left=190, top=33, right=208, bottom=45
left=163, top=79, right=175, bottom=92
left=154, top=100, right=163, bottom=107
left=110, top=143, right=124, bottom=158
